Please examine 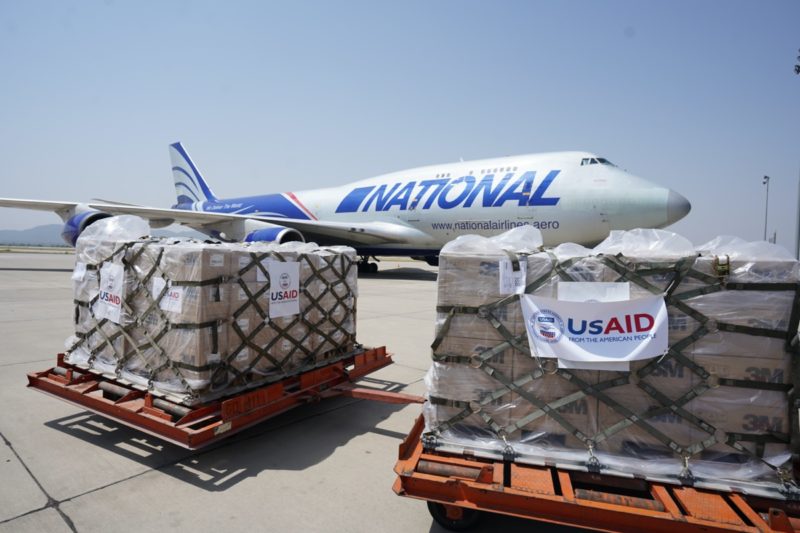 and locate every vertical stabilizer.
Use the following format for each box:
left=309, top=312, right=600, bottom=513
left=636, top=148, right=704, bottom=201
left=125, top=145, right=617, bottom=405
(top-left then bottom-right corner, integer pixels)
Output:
left=170, top=142, right=217, bottom=205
